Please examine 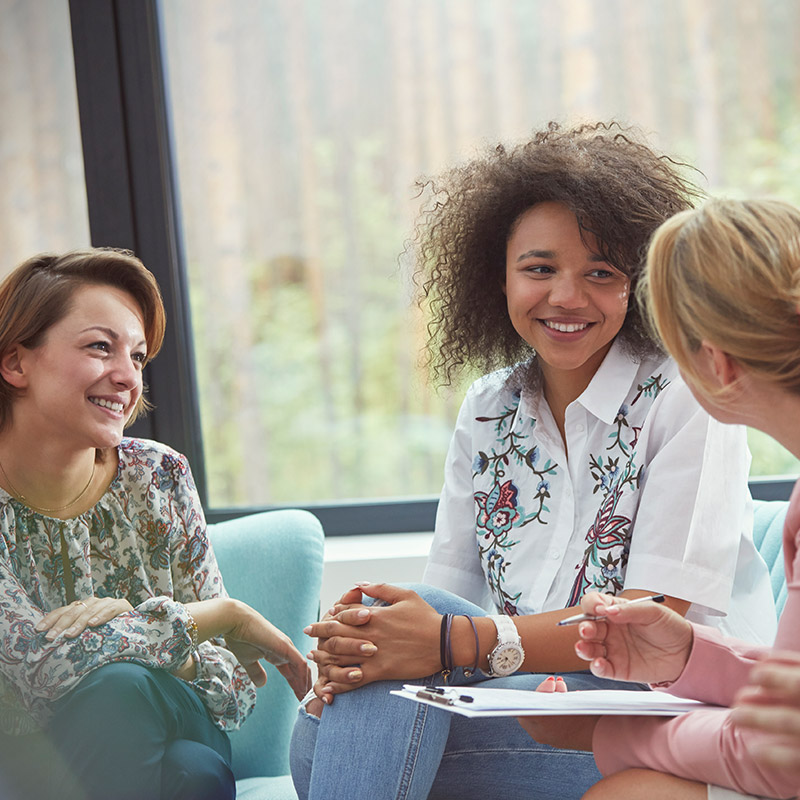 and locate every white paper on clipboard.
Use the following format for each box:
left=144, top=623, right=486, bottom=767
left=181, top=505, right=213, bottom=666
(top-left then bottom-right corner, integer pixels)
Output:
left=390, top=685, right=718, bottom=718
